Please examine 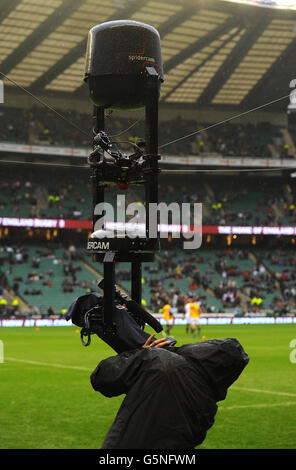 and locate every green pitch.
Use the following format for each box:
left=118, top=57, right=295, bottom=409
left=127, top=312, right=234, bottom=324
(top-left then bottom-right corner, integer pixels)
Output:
left=0, top=324, right=295, bottom=449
